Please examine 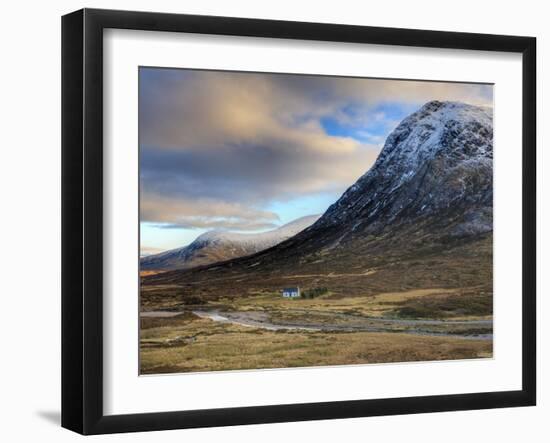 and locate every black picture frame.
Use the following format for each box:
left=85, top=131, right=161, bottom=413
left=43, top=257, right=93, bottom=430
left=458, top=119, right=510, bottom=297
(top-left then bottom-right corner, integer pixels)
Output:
left=61, top=8, right=536, bottom=435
